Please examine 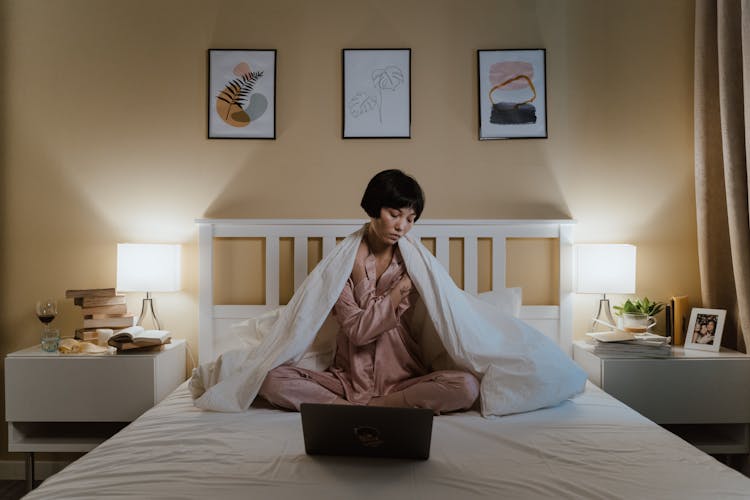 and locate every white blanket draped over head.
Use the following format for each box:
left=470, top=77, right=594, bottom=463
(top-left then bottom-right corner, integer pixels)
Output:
left=189, top=224, right=587, bottom=416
